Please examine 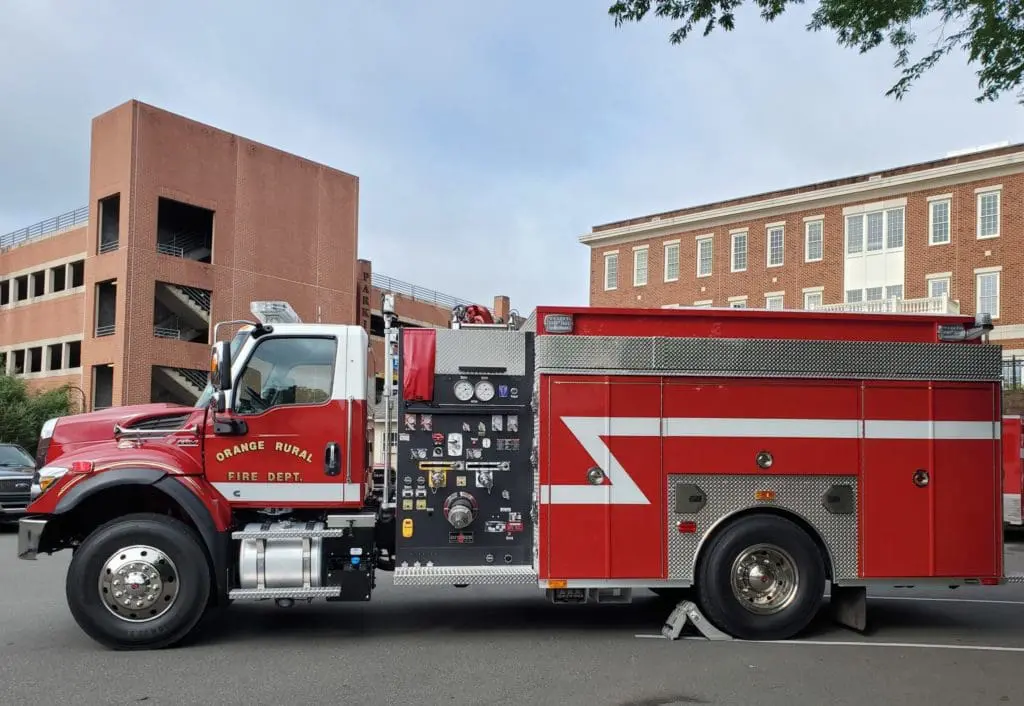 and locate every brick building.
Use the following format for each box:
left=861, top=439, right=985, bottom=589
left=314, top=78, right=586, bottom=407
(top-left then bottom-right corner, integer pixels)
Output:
left=0, top=100, right=508, bottom=413
left=582, top=142, right=1024, bottom=355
